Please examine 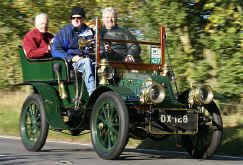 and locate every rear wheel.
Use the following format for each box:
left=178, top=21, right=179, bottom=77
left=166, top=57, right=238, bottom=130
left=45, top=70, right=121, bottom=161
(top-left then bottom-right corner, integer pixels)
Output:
left=90, top=91, right=129, bottom=159
left=182, top=101, right=223, bottom=159
left=20, top=94, right=49, bottom=151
